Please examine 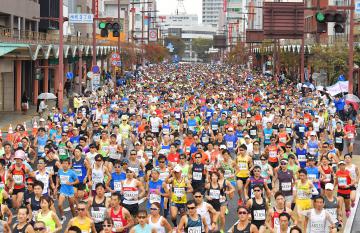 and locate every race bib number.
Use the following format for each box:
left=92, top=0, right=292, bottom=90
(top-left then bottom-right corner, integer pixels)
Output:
left=163, top=128, right=170, bottom=134
left=189, top=126, right=195, bottom=131
left=297, top=190, right=310, bottom=199
left=60, top=175, right=69, bottom=184
left=299, top=127, right=305, bottom=133
left=286, top=128, right=292, bottom=134
left=250, top=130, right=256, bottom=136
left=308, top=148, right=316, bottom=155
left=298, top=154, right=306, bottom=162
left=188, top=226, right=202, bottom=233
left=193, top=172, right=202, bottom=181
left=114, top=181, right=122, bottom=191
left=335, top=137, right=342, bottom=143
left=348, top=133, right=354, bottom=139
left=224, top=170, right=232, bottom=179
left=211, top=124, right=218, bottom=130
left=38, top=145, right=45, bottom=153
left=209, top=189, right=220, bottom=199
left=238, top=162, right=247, bottom=170
left=279, top=137, right=286, bottom=143
left=308, top=174, right=317, bottom=182
left=124, top=191, right=138, bottom=200
left=74, top=168, right=82, bottom=177
left=91, top=208, right=106, bottom=222
left=269, top=151, right=277, bottom=158
left=173, top=187, right=185, bottom=197
left=265, top=134, right=271, bottom=140
left=253, top=209, right=266, bottom=221
left=281, top=182, right=292, bottom=191
left=338, top=177, right=347, bottom=186
left=58, top=148, right=66, bottom=155
left=226, top=141, right=233, bottom=148
left=253, top=160, right=261, bottom=166
left=13, top=175, right=23, bottom=184
left=113, top=221, right=123, bottom=231
left=150, top=193, right=161, bottom=203
left=202, top=136, right=209, bottom=143
left=45, top=166, right=54, bottom=174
